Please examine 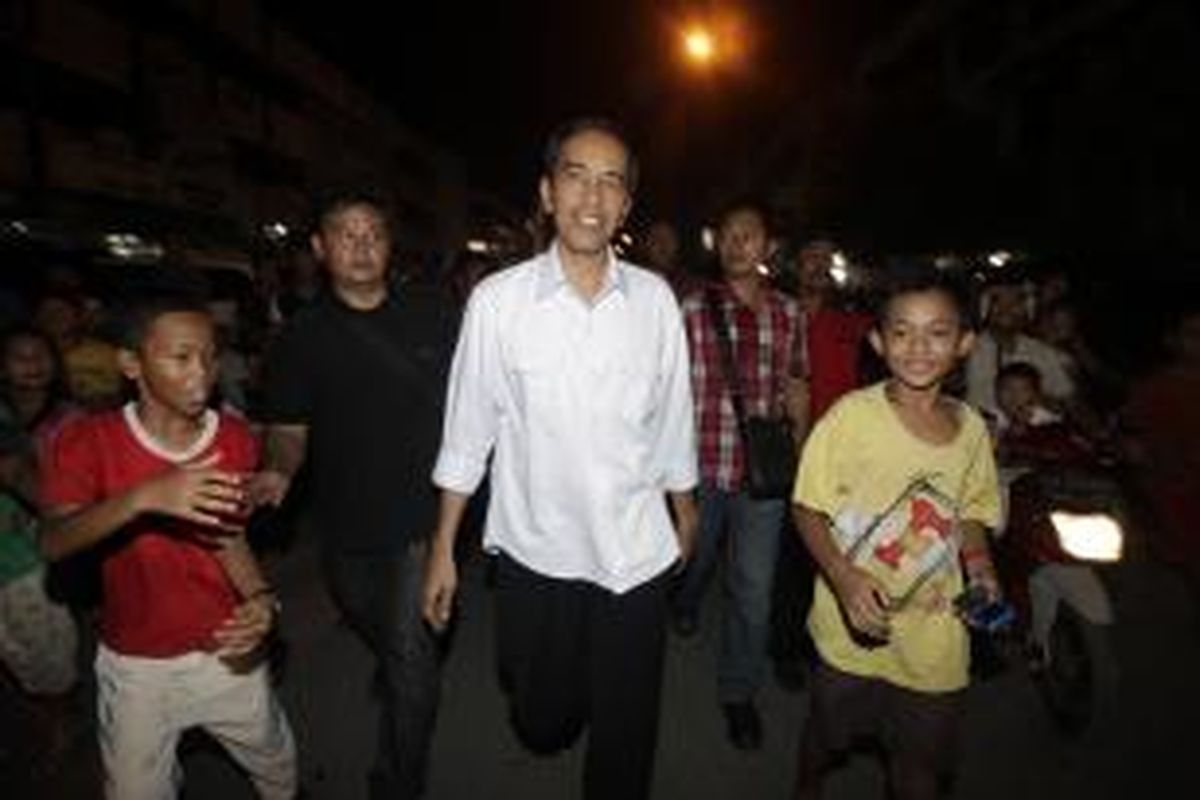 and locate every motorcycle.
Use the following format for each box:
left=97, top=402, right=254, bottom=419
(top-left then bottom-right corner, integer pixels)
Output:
left=982, top=426, right=1126, bottom=739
